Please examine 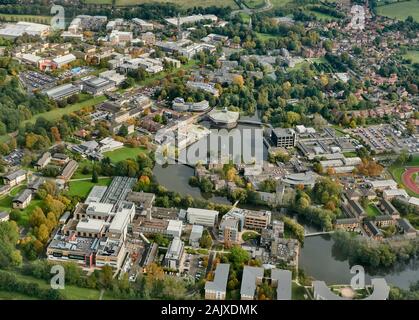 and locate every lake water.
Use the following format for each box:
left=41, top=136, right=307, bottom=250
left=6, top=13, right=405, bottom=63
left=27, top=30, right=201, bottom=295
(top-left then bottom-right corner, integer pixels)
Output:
left=153, top=111, right=419, bottom=290
left=299, top=234, right=419, bottom=290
